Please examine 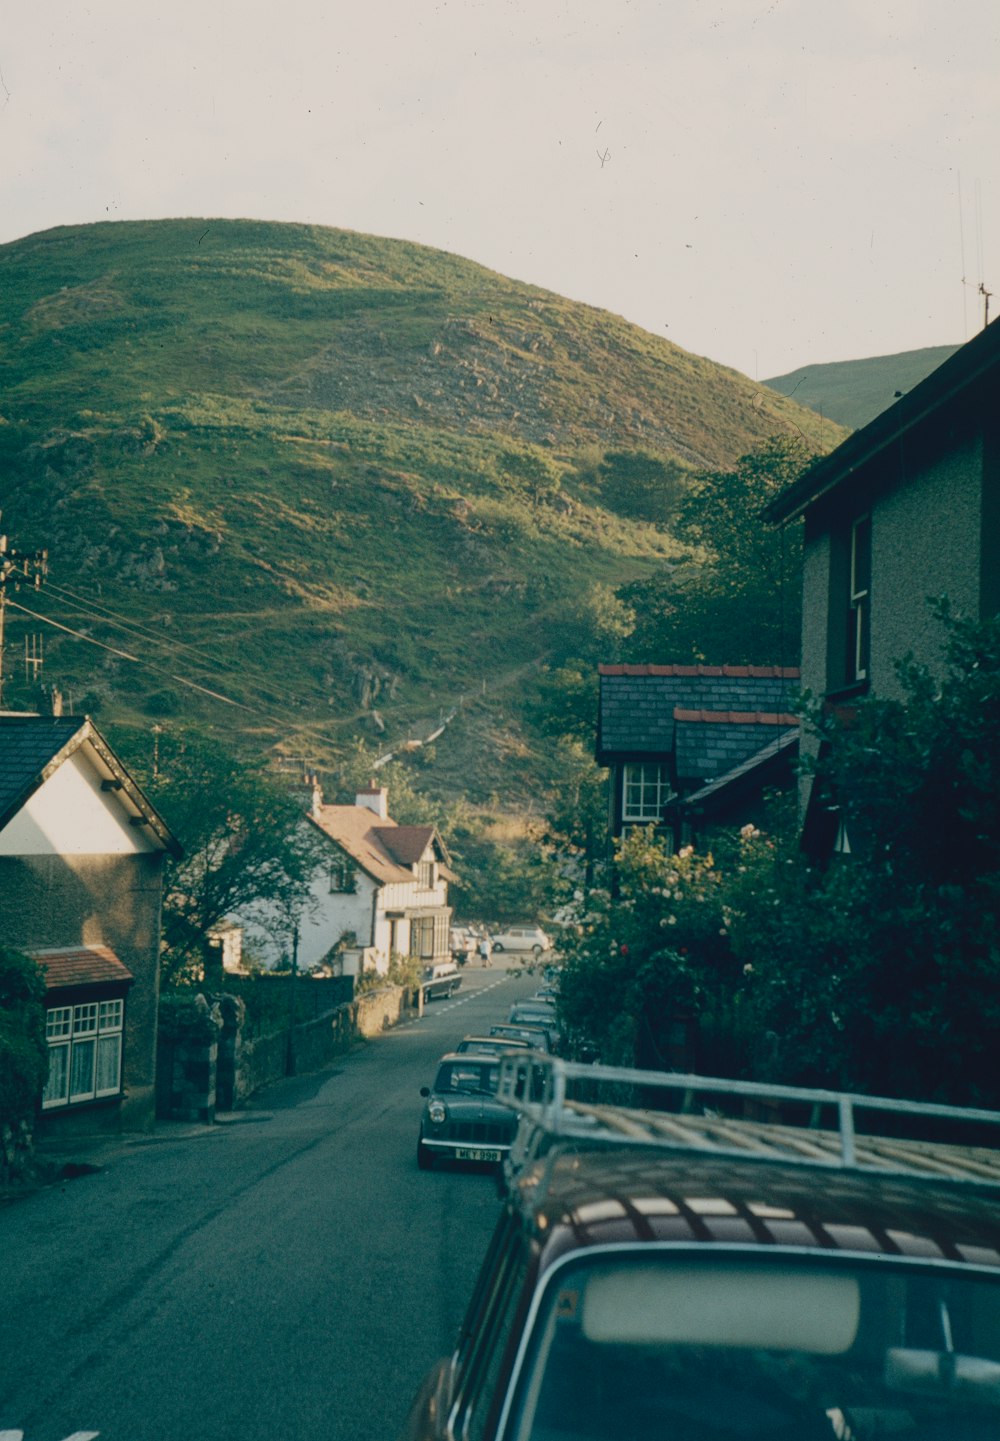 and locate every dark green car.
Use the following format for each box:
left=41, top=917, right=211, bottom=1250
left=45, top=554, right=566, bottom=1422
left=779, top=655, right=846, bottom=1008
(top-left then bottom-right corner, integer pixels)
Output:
left=417, top=1054, right=517, bottom=1170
